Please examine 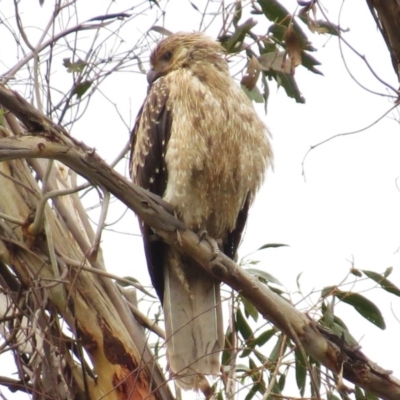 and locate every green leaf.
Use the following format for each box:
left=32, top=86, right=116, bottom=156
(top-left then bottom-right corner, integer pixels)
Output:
left=383, top=266, right=393, bottom=278
left=254, top=328, right=276, bottom=347
left=248, top=358, right=265, bottom=394
left=301, top=51, right=323, bottom=75
left=241, top=84, right=264, bottom=103
left=355, top=386, right=366, bottom=400
left=295, top=346, right=307, bottom=396
left=296, top=272, right=303, bottom=291
left=278, top=373, right=286, bottom=391
left=268, top=23, right=287, bottom=43
left=148, top=0, right=161, bottom=9
left=148, top=25, right=172, bottom=36
left=233, top=0, right=242, bottom=27
left=72, top=80, right=92, bottom=98
left=306, top=19, right=341, bottom=36
left=236, top=307, right=254, bottom=341
left=269, top=286, right=285, bottom=296
left=235, top=363, right=251, bottom=372
left=364, top=390, right=379, bottom=400
left=222, top=329, right=234, bottom=365
left=222, top=18, right=257, bottom=53
left=362, top=269, right=400, bottom=297
left=269, top=334, right=285, bottom=362
left=350, top=268, right=362, bottom=277
left=309, top=358, right=321, bottom=396
left=258, top=243, right=288, bottom=250
left=246, top=268, right=282, bottom=286
left=321, top=300, right=335, bottom=327
left=321, top=285, right=337, bottom=298
left=334, top=291, right=386, bottom=329
left=317, top=20, right=341, bottom=36
left=321, top=302, right=358, bottom=345
left=257, top=0, right=291, bottom=24
left=188, top=1, right=200, bottom=12
left=261, top=73, right=270, bottom=114
left=253, top=350, right=269, bottom=364
left=244, top=383, right=259, bottom=400
left=63, top=58, right=87, bottom=73
left=258, top=0, right=313, bottom=50
left=240, top=295, right=259, bottom=322
left=265, top=70, right=305, bottom=103
left=247, top=358, right=266, bottom=396
left=248, top=356, right=257, bottom=371
left=327, top=392, right=341, bottom=400
left=329, top=312, right=348, bottom=330
left=331, top=322, right=359, bottom=346
left=339, top=392, right=352, bottom=400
